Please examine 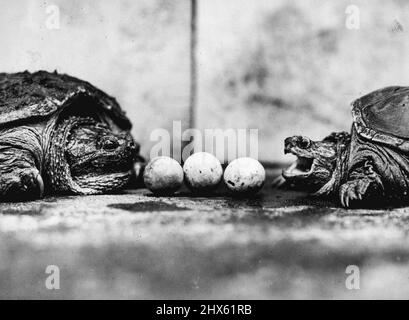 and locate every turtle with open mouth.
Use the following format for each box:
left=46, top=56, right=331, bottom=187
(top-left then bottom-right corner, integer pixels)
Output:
left=281, top=86, right=409, bottom=207
left=0, top=71, right=143, bottom=200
